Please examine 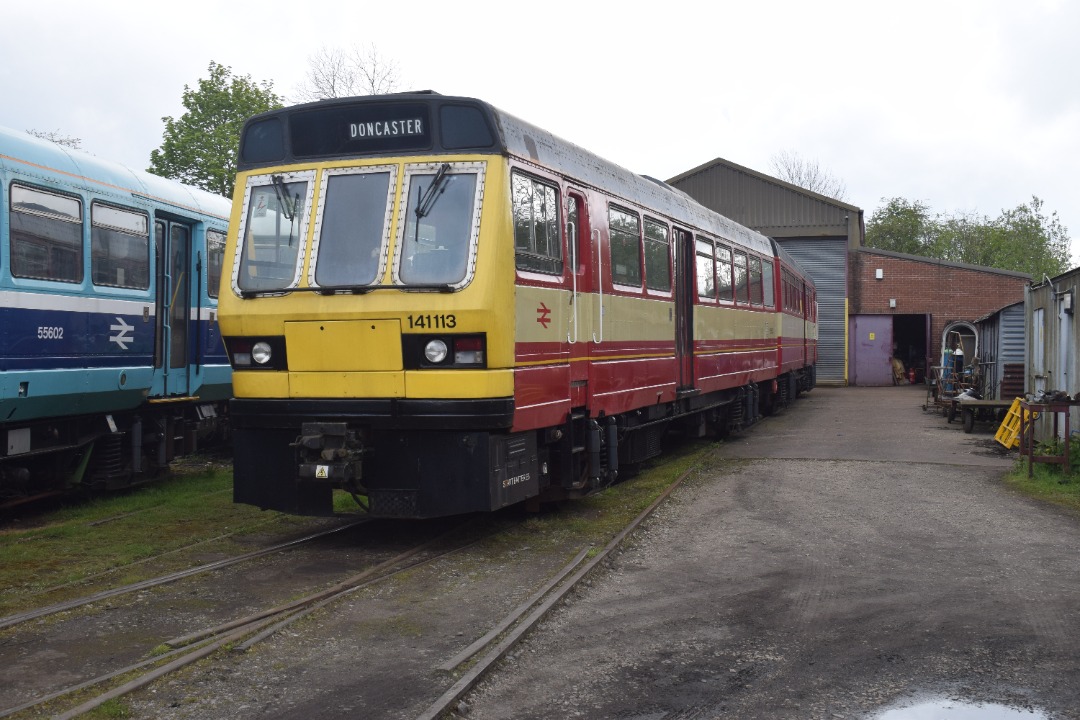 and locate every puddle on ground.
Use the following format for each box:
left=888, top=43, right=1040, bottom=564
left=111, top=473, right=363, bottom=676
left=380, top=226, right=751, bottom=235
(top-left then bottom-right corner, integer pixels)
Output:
left=875, top=699, right=1048, bottom=719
